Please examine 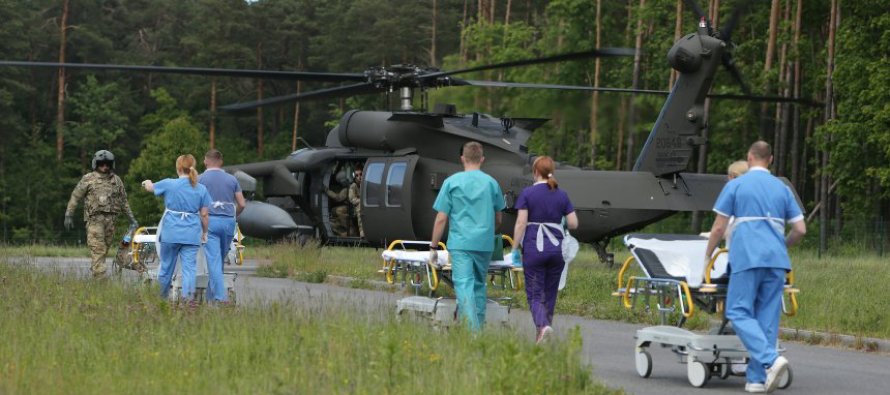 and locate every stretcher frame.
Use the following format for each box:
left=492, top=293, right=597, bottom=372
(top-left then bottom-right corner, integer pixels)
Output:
left=613, top=233, right=797, bottom=388
left=117, top=226, right=243, bottom=304
left=380, top=235, right=524, bottom=298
